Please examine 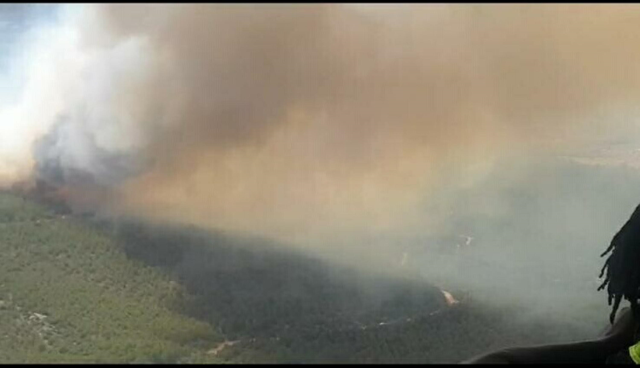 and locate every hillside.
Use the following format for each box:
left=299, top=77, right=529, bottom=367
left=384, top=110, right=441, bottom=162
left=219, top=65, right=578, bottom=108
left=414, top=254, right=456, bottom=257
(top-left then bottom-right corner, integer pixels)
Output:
left=0, top=193, right=218, bottom=363
left=0, top=190, right=594, bottom=363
